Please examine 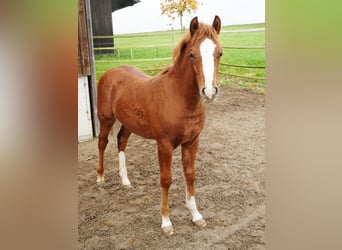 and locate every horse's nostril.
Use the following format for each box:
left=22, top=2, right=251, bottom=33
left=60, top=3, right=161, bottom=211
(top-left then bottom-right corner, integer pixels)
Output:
left=200, top=87, right=206, bottom=97
left=214, top=86, right=219, bottom=96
